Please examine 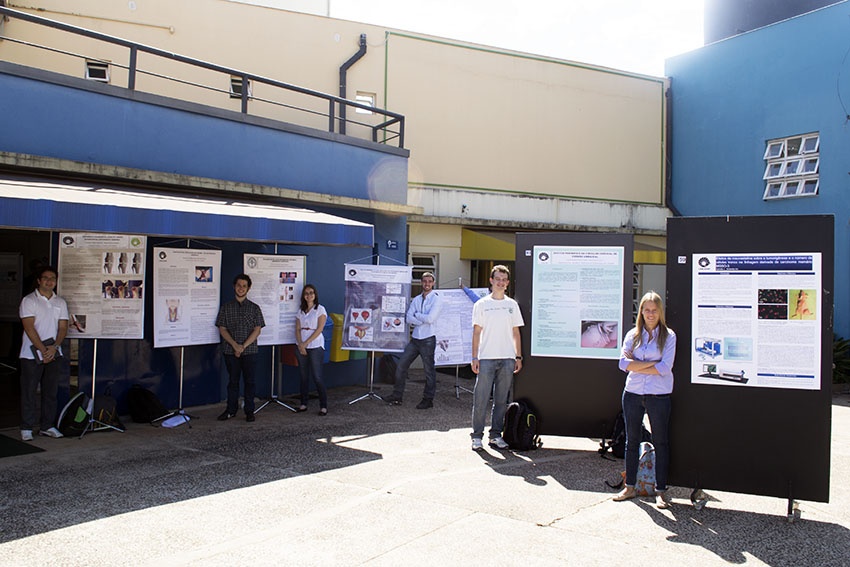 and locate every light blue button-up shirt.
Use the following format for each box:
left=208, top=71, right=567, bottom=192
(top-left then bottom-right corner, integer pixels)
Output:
left=618, top=326, right=677, bottom=395
left=407, top=290, right=443, bottom=339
